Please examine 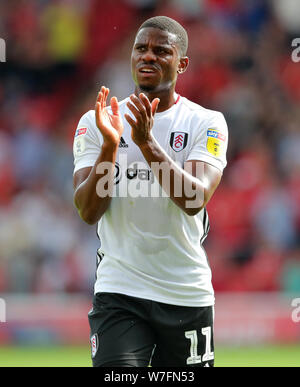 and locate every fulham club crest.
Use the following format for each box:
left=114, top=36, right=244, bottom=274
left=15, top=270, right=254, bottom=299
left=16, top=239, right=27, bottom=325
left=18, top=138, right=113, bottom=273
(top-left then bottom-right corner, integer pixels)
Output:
left=90, top=334, right=99, bottom=358
left=170, top=132, right=188, bottom=152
